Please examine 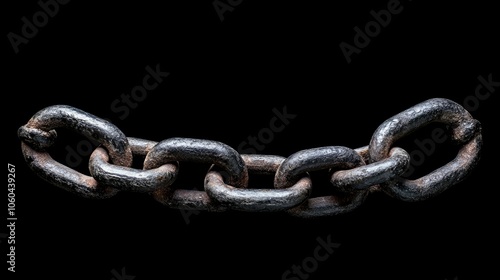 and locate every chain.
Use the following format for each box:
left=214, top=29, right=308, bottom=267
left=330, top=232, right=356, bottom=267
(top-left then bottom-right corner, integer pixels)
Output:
left=18, top=98, right=483, bottom=218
